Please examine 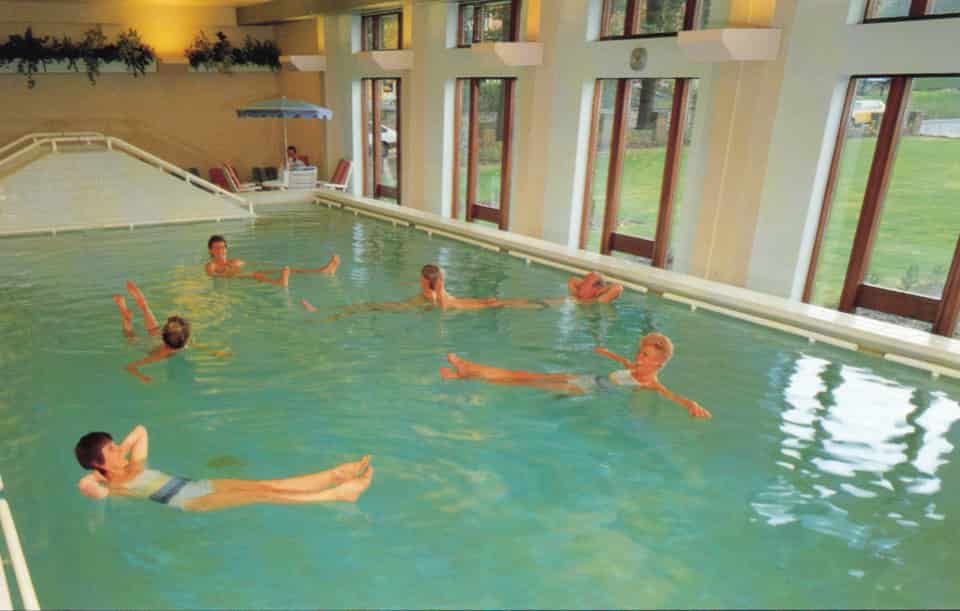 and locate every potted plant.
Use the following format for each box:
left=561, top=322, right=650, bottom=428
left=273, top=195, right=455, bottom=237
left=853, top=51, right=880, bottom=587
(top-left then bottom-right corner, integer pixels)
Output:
left=0, top=26, right=155, bottom=87
left=185, top=31, right=281, bottom=73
